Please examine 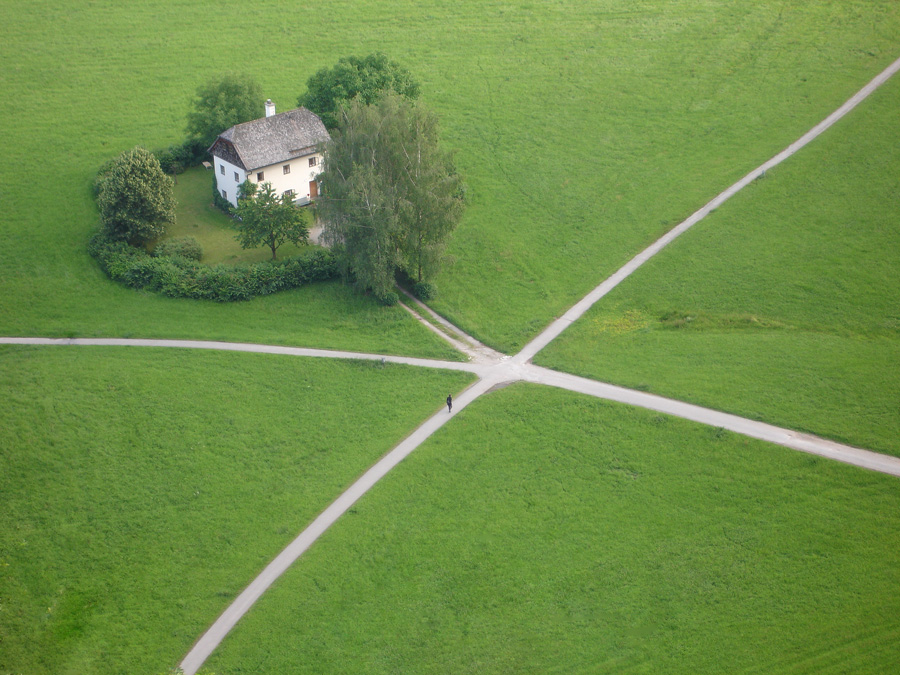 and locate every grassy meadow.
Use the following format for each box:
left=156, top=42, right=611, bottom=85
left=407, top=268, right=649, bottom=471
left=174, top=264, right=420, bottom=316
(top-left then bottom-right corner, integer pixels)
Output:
left=538, top=73, right=900, bottom=456
left=207, top=385, right=900, bottom=673
left=1, top=1, right=899, bottom=351
left=0, top=346, right=474, bottom=674
left=1, top=1, right=898, bottom=673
